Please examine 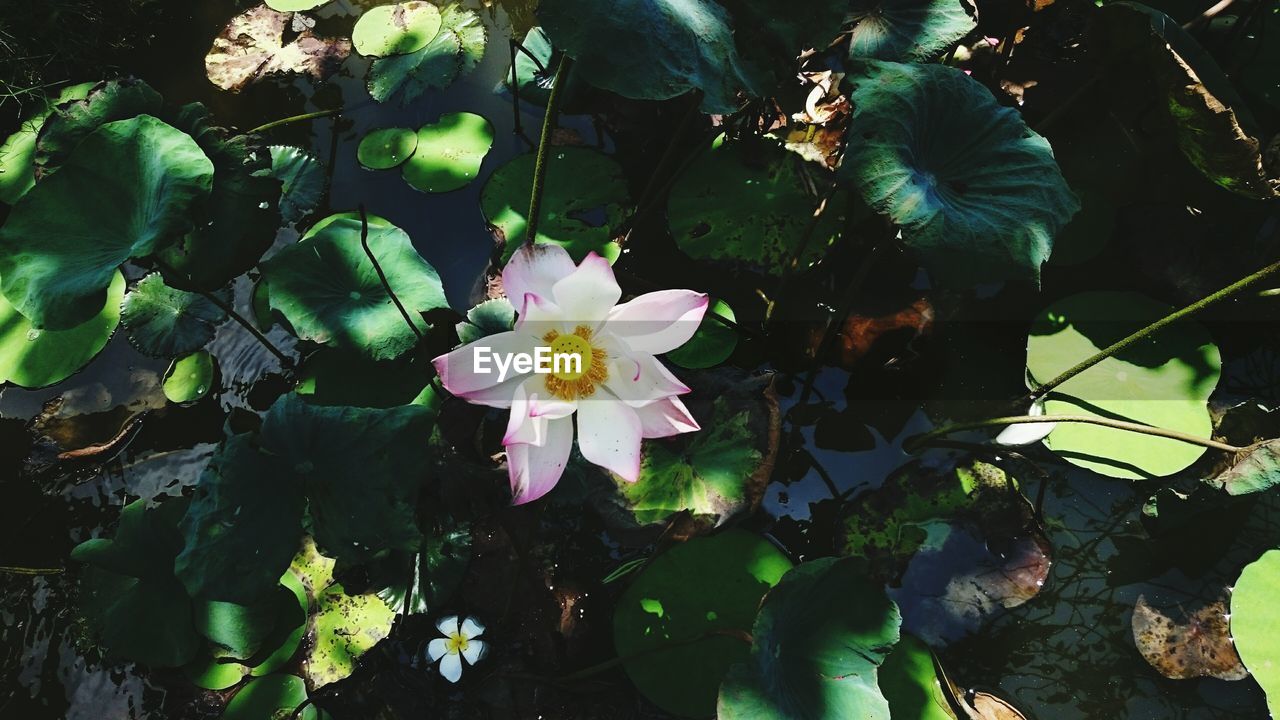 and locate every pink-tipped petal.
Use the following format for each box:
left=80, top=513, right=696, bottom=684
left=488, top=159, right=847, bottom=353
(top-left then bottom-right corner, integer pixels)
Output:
left=432, top=331, right=538, bottom=408
left=605, top=290, right=709, bottom=355
left=603, top=352, right=690, bottom=407
left=503, top=382, right=547, bottom=446
left=577, top=398, right=642, bottom=482
left=551, top=252, right=620, bottom=328
left=503, top=243, right=575, bottom=315
left=635, top=396, right=700, bottom=438
left=514, top=292, right=570, bottom=338
left=507, top=416, right=574, bottom=504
